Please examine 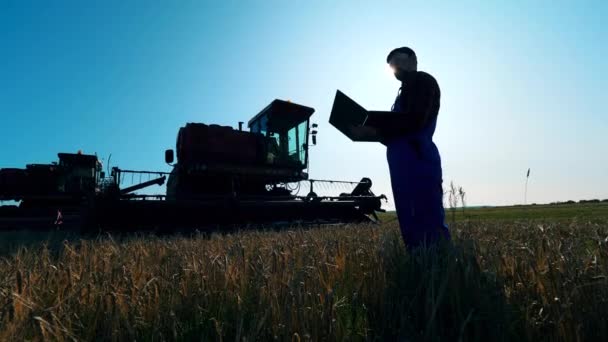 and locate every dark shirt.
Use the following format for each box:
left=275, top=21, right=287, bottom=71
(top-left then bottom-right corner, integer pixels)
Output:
left=379, top=71, right=441, bottom=144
